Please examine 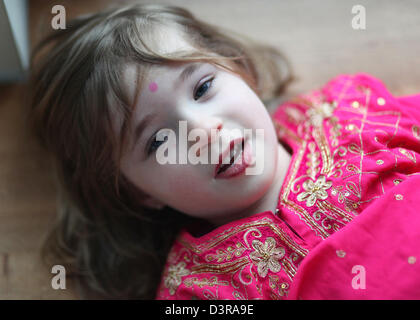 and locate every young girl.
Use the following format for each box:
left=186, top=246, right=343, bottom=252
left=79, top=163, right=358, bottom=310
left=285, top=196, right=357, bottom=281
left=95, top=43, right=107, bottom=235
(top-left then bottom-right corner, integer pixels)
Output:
left=29, top=3, right=420, bottom=300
